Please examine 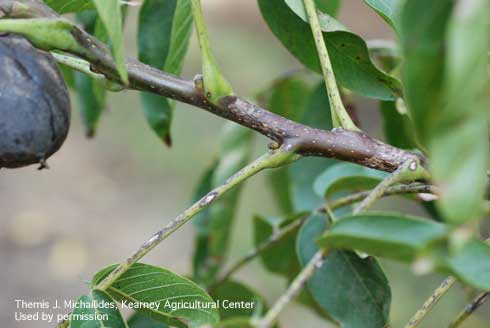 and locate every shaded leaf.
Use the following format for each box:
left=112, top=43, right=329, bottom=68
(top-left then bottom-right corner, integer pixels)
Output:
left=400, top=0, right=490, bottom=223
left=192, top=123, right=254, bottom=286
left=297, top=214, right=391, bottom=328
left=213, top=317, right=255, bottom=328
left=363, top=0, right=403, bottom=31
left=92, top=263, right=219, bottom=328
left=256, top=72, right=317, bottom=213
left=73, top=11, right=107, bottom=137
left=259, top=0, right=401, bottom=100
left=445, top=239, right=490, bottom=290
left=253, top=214, right=304, bottom=277
left=210, top=280, right=267, bottom=320
left=94, top=0, right=128, bottom=83
left=259, top=77, right=334, bottom=212
left=44, top=0, right=94, bottom=14
left=71, top=290, right=128, bottom=328
left=313, top=162, right=388, bottom=199
left=127, top=312, right=169, bottom=328
left=380, top=100, right=416, bottom=149
left=138, top=0, right=193, bottom=143
left=318, top=212, right=449, bottom=261
left=75, top=73, right=106, bottom=137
